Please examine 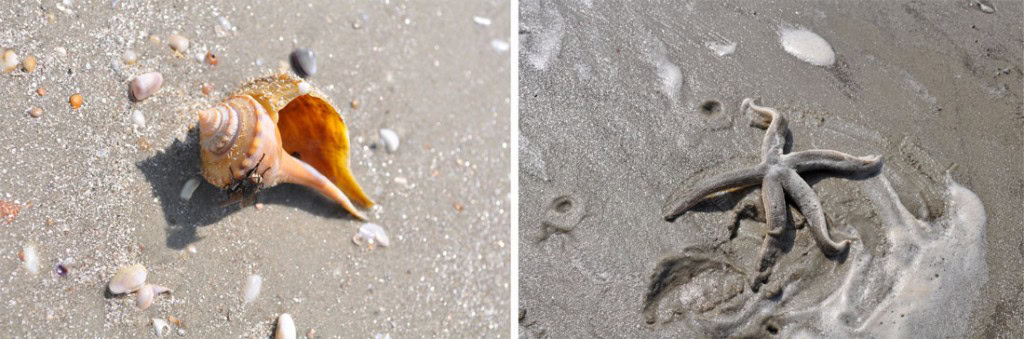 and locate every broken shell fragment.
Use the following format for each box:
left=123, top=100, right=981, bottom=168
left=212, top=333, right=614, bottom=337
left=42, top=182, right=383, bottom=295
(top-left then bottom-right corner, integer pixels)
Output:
left=152, top=318, right=170, bottom=337
left=168, top=34, right=189, bottom=52
left=21, top=244, right=39, bottom=274
left=131, top=72, right=164, bottom=102
left=275, top=313, right=296, bottom=339
left=196, top=72, right=374, bottom=220
left=242, top=274, right=262, bottom=304
left=108, top=264, right=147, bottom=294
left=353, top=223, right=390, bottom=248
left=179, top=178, right=200, bottom=201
